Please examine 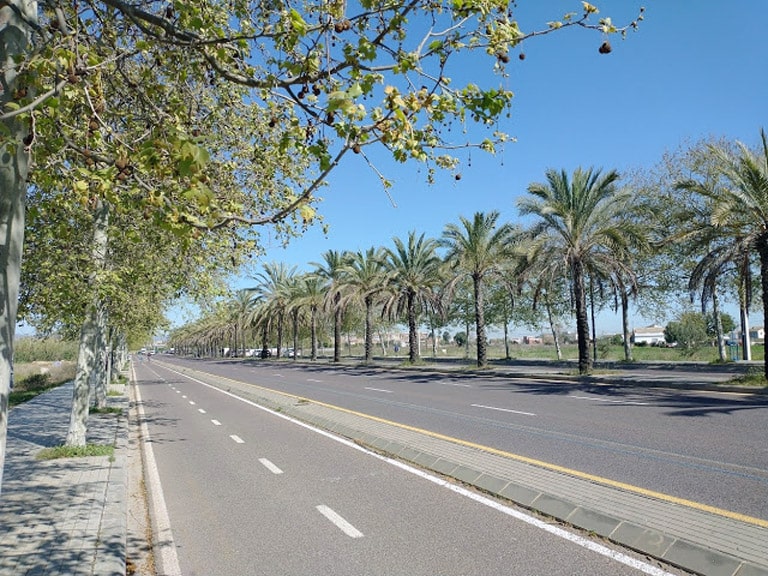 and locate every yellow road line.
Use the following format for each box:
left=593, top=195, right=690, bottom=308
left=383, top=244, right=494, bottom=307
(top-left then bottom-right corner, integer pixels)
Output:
left=174, top=364, right=768, bottom=529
